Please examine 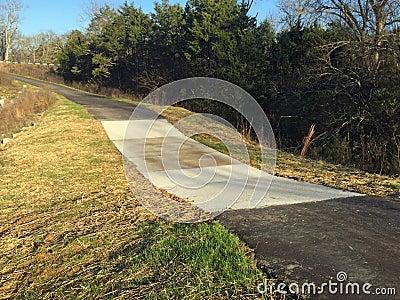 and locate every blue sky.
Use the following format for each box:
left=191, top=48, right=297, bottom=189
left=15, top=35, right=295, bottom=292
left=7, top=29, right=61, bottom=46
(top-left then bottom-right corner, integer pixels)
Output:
left=19, top=0, right=279, bottom=36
